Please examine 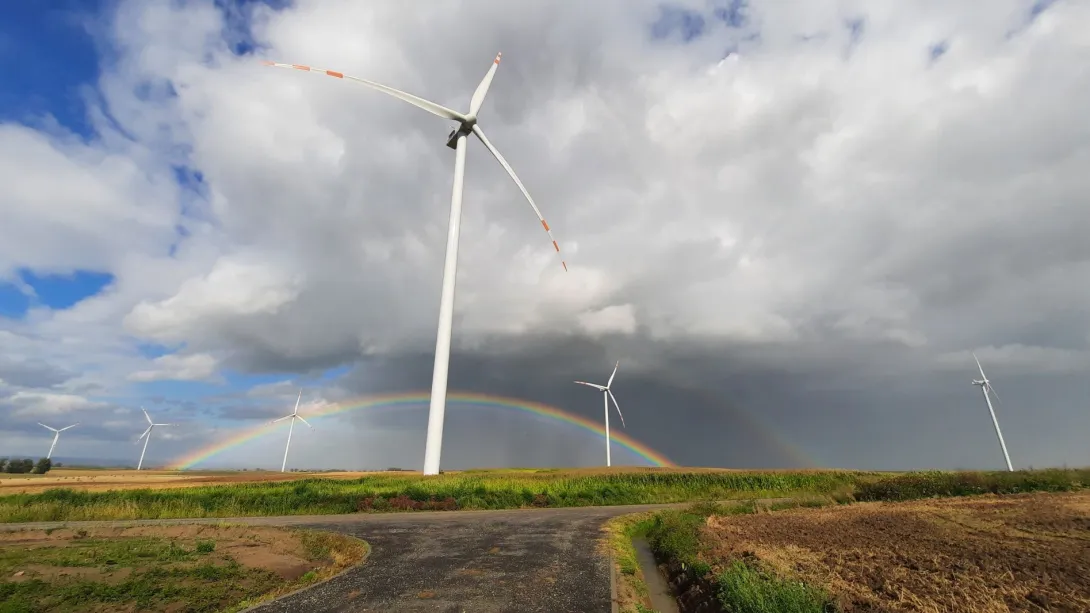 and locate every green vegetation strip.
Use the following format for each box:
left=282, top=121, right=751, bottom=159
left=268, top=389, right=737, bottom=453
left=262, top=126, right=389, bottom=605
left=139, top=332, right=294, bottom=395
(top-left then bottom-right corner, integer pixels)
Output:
left=0, top=471, right=862, bottom=522
left=0, top=468, right=1087, bottom=523
left=607, top=468, right=1090, bottom=613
